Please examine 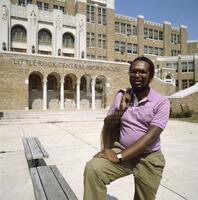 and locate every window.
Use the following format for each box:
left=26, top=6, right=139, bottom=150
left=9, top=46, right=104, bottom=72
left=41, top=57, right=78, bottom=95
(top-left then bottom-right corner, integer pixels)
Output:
left=127, top=24, right=131, bottom=35
left=127, top=43, right=132, bottom=53
left=98, top=7, right=106, bottom=25
left=62, top=53, right=74, bottom=57
left=144, top=28, right=148, bottom=39
left=144, top=28, right=163, bottom=40
left=37, top=1, right=42, bottom=9
left=37, top=2, right=49, bottom=10
left=19, top=0, right=32, bottom=6
left=144, top=45, right=163, bottom=56
left=154, top=30, right=158, bottom=40
left=87, top=4, right=95, bottom=23
left=115, top=41, right=119, bottom=52
left=11, top=26, right=27, bottom=43
left=166, top=63, right=178, bottom=71
left=189, top=80, right=194, bottom=87
left=121, top=23, right=125, bottom=34
left=120, top=42, right=126, bottom=53
left=115, top=22, right=119, bottom=32
left=144, top=46, right=148, bottom=54
left=171, top=50, right=180, bottom=56
left=182, top=62, right=187, bottom=72
left=149, top=46, right=153, bottom=54
left=149, top=29, right=153, bottom=39
left=60, top=6, right=64, bottom=13
left=159, top=31, right=163, bottom=40
left=175, top=80, right=178, bottom=90
left=98, top=56, right=106, bottom=60
left=182, top=80, right=187, bottom=89
left=54, top=5, right=58, bottom=9
left=154, top=47, right=158, bottom=55
left=98, top=34, right=106, bottom=49
left=159, top=48, right=164, bottom=56
left=133, top=44, right=138, bottom=54
left=53, top=5, right=65, bottom=13
left=44, top=3, right=49, bottom=11
left=188, top=62, right=194, bottom=72
left=38, top=29, right=52, bottom=45
left=171, top=33, right=180, bottom=44
left=63, top=33, right=74, bottom=48
left=48, top=76, right=57, bottom=90
left=87, top=54, right=95, bottom=59
left=132, top=25, right=137, bottom=35
left=29, top=74, right=42, bottom=90
left=87, top=32, right=95, bottom=47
